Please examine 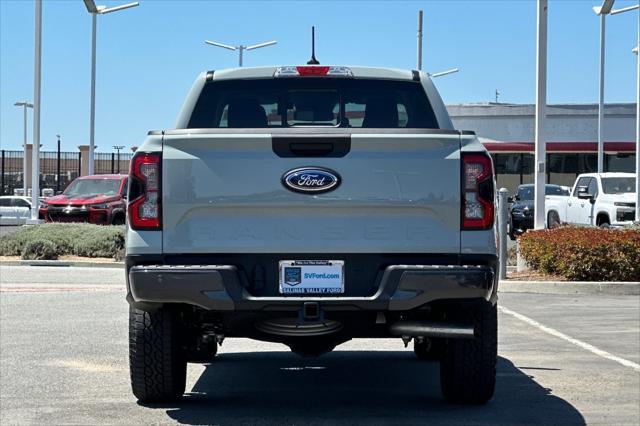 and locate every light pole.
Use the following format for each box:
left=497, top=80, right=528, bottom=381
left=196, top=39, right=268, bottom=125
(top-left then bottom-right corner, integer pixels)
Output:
left=607, top=1, right=640, bottom=221
left=204, top=39, right=277, bottom=67
left=14, top=101, right=33, bottom=194
left=593, top=0, right=617, bottom=173
left=635, top=42, right=639, bottom=222
left=56, top=134, right=61, bottom=192
left=113, top=145, right=124, bottom=173
left=83, top=0, right=139, bottom=176
left=417, top=10, right=423, bottom=71
left=534, top=0, right=548, bottom=230
left=27, top=0, right=43, bottom=224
